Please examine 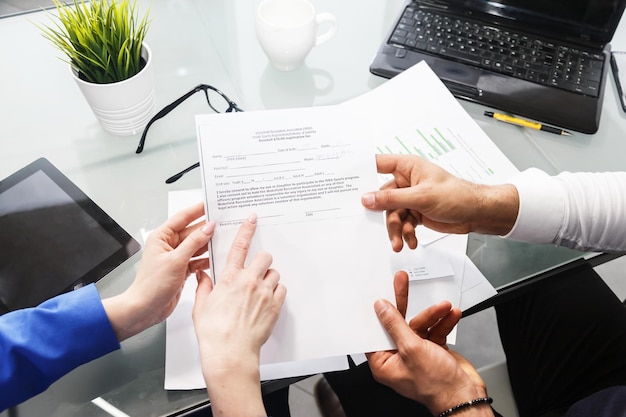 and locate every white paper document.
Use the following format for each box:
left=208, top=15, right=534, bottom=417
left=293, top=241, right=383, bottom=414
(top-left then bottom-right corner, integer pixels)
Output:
left=164, top=189, right=350, bottom=388
left=348, top=61, right=517, bottom=327
left=392, top=242, right=455, bottom=282
left=196, top=105, right=397, bottom=366
left=352, top=62, right=520, bottom=186
left=164, top=62, right=514, bottom=388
